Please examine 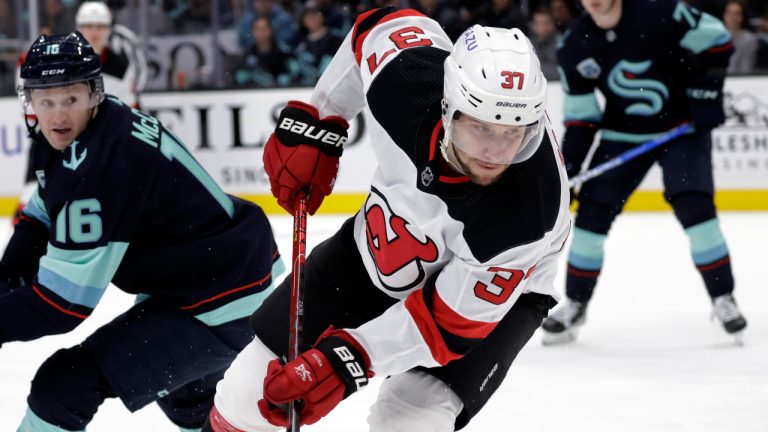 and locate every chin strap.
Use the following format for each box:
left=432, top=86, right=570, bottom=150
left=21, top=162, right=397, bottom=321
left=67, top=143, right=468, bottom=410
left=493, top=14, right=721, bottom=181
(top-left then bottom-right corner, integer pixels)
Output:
left=439, top=138, right=467, bottom=176
left=23, top=107, right=38, bottom=138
